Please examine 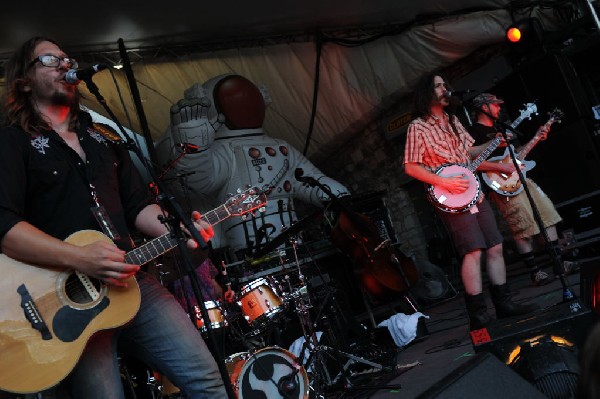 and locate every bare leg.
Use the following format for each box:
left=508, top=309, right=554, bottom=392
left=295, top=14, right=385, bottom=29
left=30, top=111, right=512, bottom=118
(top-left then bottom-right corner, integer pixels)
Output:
left=485, top=243, right=507, bottom=286
left=462, top=249, right=483, bottom=295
